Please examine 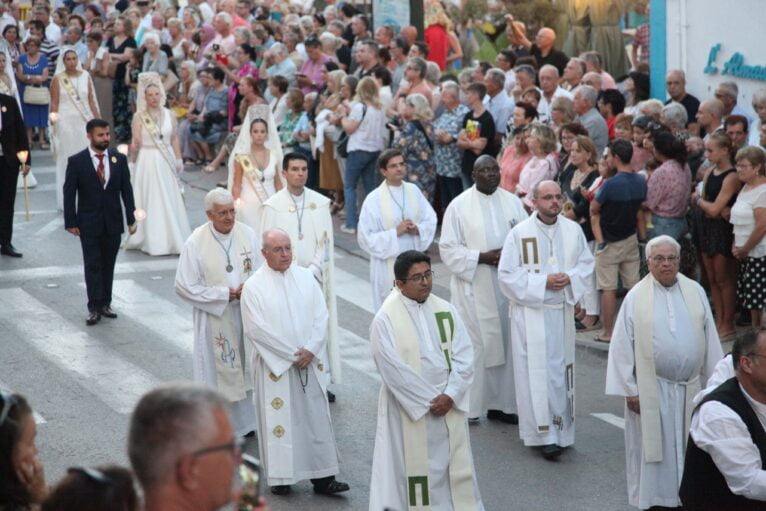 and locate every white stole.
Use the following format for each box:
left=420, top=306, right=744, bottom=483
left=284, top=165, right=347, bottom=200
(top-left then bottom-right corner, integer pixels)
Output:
left=381, top=289, right=477, bottom=511
left=632, top=273, right=705, bottom=463
left=379, top=181, right=421, bottom=287
left=514, top=215, right=580, bottom=432
left=191, top=223, right=255, bottom=401
left=463, top=187, right=520, bottom=367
